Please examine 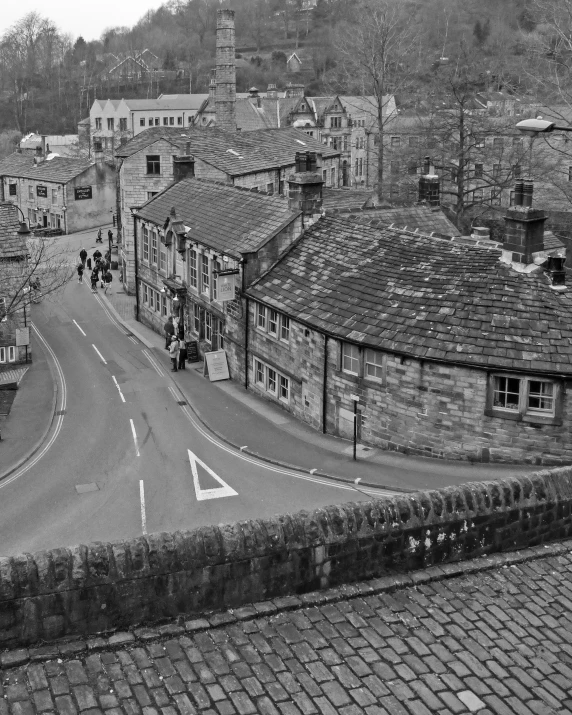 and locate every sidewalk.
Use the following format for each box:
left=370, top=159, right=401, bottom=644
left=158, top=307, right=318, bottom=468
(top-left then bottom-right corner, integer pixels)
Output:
left=0, top=332, right=56, bottom=480
left=101, top=284, right=540, bottom=493
left=1, top=540, right=571, bottom=715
